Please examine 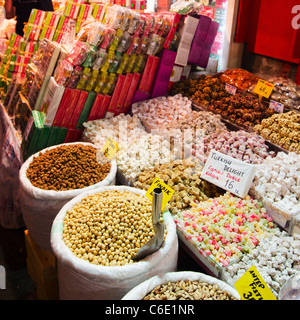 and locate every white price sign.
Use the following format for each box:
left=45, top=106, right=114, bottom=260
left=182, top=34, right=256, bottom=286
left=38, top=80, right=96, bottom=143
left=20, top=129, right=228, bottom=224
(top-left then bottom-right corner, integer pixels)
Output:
left=269, top=100, right=284, bottom=113
left=200, top=150, right=256, bottom=198
left=225, top=84, right=237, bottom=95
